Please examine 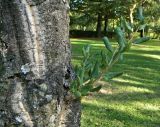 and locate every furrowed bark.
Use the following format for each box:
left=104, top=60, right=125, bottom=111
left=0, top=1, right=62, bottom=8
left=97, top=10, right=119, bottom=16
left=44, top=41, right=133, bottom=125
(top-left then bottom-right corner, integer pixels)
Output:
left=0, top=0, right=81, bottom=126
